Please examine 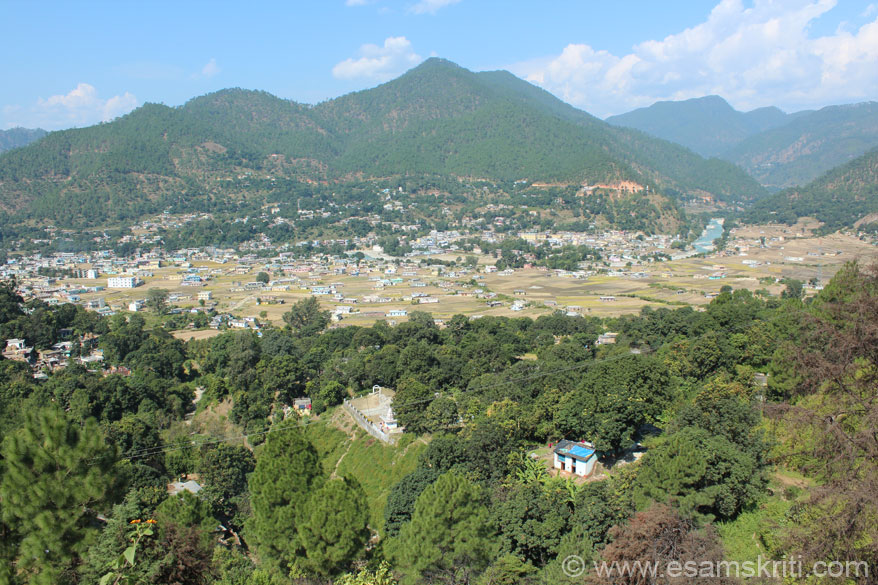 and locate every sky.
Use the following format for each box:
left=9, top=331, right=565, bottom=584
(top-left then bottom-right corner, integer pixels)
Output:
left=2, top=0, right=877, bottom=130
